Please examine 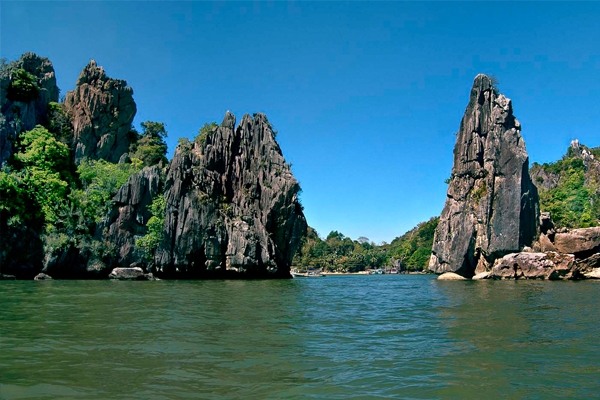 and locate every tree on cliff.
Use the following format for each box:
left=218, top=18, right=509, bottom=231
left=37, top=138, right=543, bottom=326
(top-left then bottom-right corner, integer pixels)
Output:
left=130, top=121, right=168, bottom=167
